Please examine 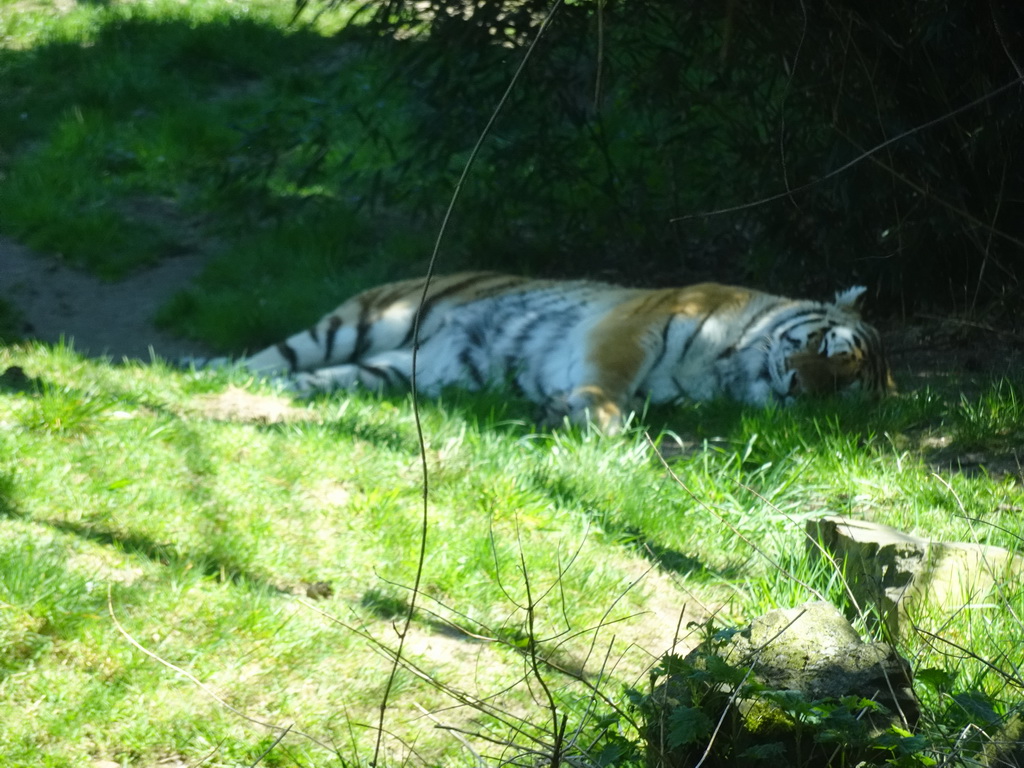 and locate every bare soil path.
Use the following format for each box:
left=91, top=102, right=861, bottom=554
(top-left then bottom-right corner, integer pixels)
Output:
left=1, top=235, right=212, bottom=361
